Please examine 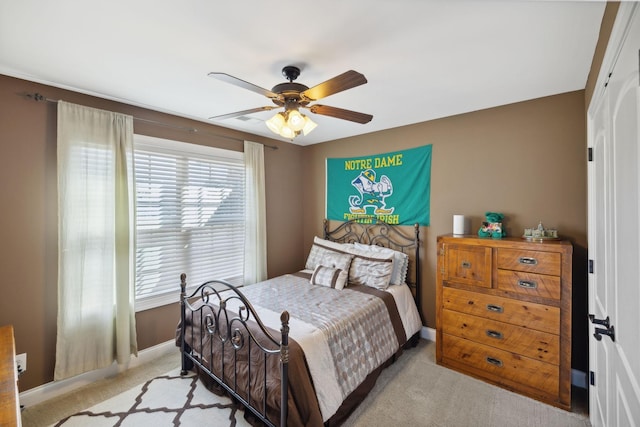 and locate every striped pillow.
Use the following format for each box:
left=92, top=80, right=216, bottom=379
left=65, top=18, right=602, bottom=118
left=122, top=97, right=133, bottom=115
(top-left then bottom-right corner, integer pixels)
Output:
left=352, top=243, right=409, bottom=285
left=310, top=265, right=348, bottom=290
left=304, top=237, right=350, bottom=270
left=348, top=253, right=394, bottom=290
left=320, top=252, right=353, bottom=273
